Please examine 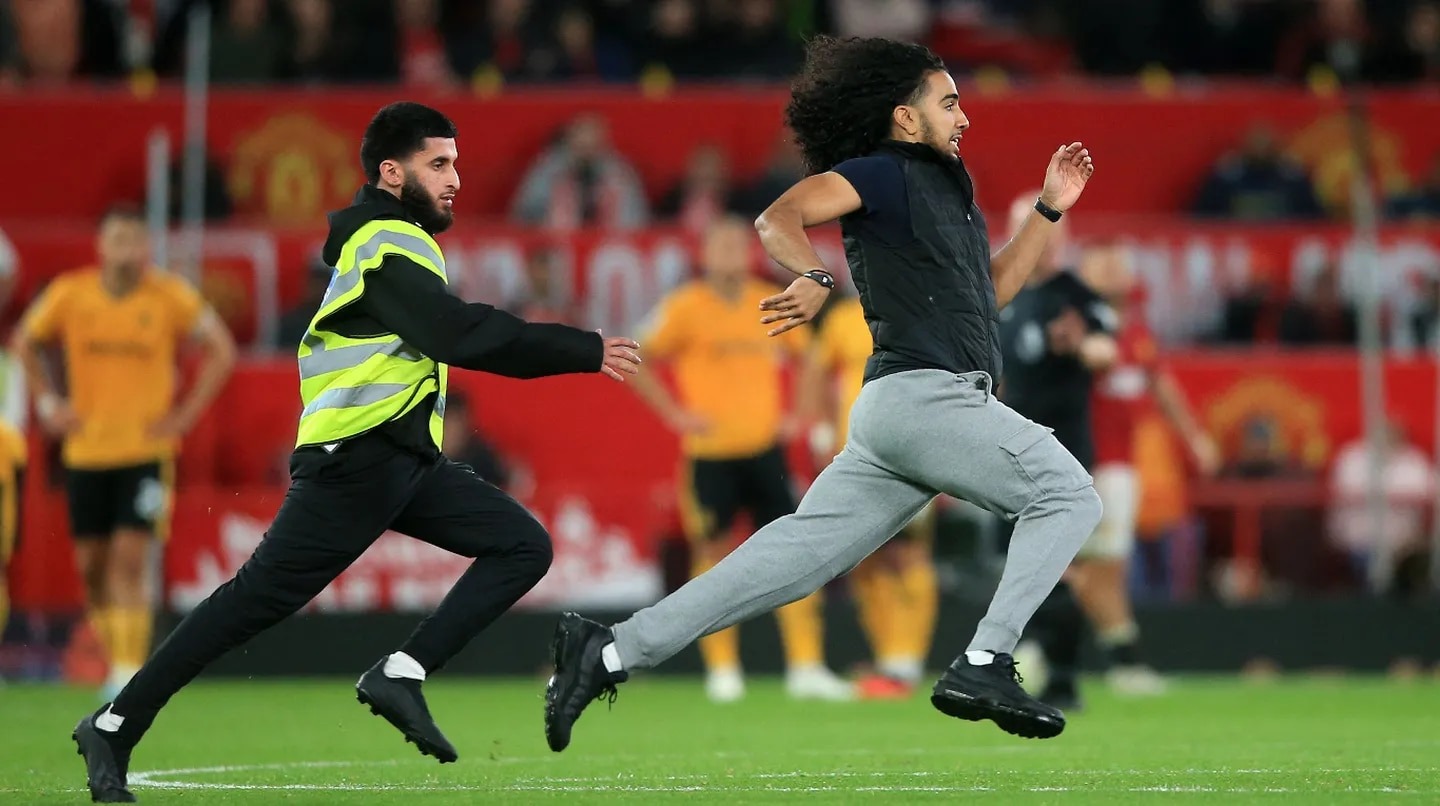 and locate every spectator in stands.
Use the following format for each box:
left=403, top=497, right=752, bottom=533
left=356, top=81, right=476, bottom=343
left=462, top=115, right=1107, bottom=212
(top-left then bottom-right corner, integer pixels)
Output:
left=1405, top=273, right=1440, bottom=351
left=830, top=0, right=931, bottom=42
left=394, top=0, right=457, bottom=88
left=1193, top=124, right=1324, bottom=221
left=1278, top=263, right=1358, bottom=347
left=1166, top=0, right=1294, bottom=77
left=505, top=246, right=576, bottom=324
left=208, top=0, right=287, bottom=84
left=441, top=392, right=512, bottom=492
left=1216, top=273, right=1278, bottom=344
left=1328, top=419, right=1436, bottom=597
left=1369, top=0, right=1440, bottom=83
left=536, top=5, right=605, bottom=82
left=735, top=132, right=806, bottom=218
left=469, top=0, right=544, bottom=81
left=1222, top=417, right=1298, bottom=480
left=640, top=0, right=711, bottom=79
left=280, top=0, right=396, bottom=84
left=511, top=115, right=649, bottom=230
left=1276, top=0, right=1375, bottom=82
left=1387, top=153, right=1440, bottom=221
left=713, top=0, right=799, bottom=80
left=0, top=0, right=124, bottom=84
left=658, top=144, right=737, bottom=233
left=1057, top=0, right=1167, bottom=76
